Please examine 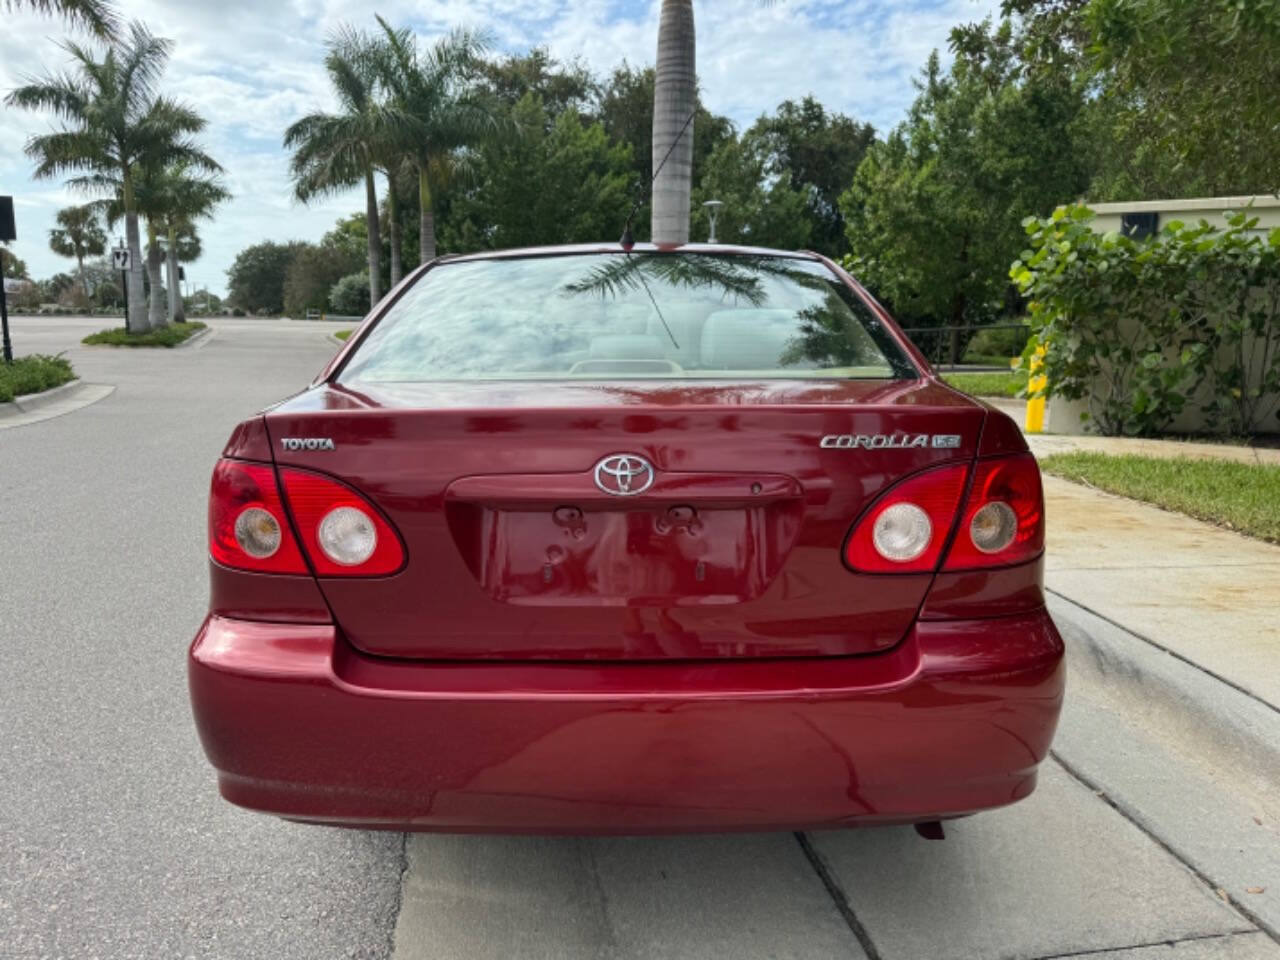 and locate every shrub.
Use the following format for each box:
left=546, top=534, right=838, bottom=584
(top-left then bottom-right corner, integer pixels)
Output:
left=329, top=272, right=370, bottom=316
left=81, top=321, right=207, bottom=348
left=1012, top=206, right=1280, bottom=436
left=0, top=354, right=76, bottom=403
left=231, top=307, right=246, bottom=317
